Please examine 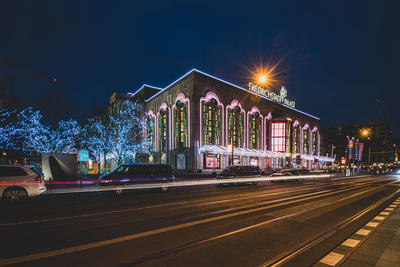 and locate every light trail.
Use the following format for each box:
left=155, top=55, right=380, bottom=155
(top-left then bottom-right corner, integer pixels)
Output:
left=43, top=174, right=372, bottom=195
left=110, top=180, right=399, bottom=265
left=0, top=179, right=392, bottom=266
left=0, top=177, right=386, bottom=227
